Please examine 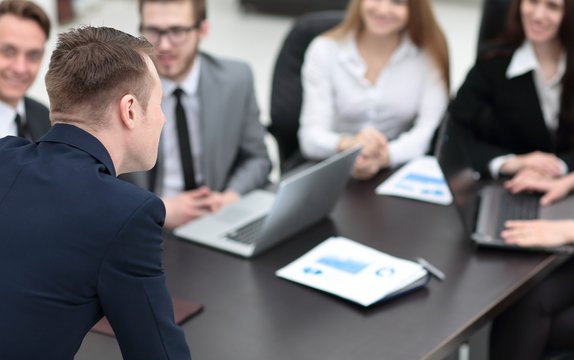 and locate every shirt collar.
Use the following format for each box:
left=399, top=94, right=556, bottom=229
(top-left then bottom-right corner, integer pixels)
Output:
left=161, top=55, right=202, bottom=98
left=16, top=99, right=24, bottom=116
left=390, top=34, right=418, bottom=63
left=0, top=100, right=15, bottom=122
left=338, top=32, right=418, bottom=70
left=506, top=41, right=566, bottom=85
left=0, top=98, right=26, bottom=118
